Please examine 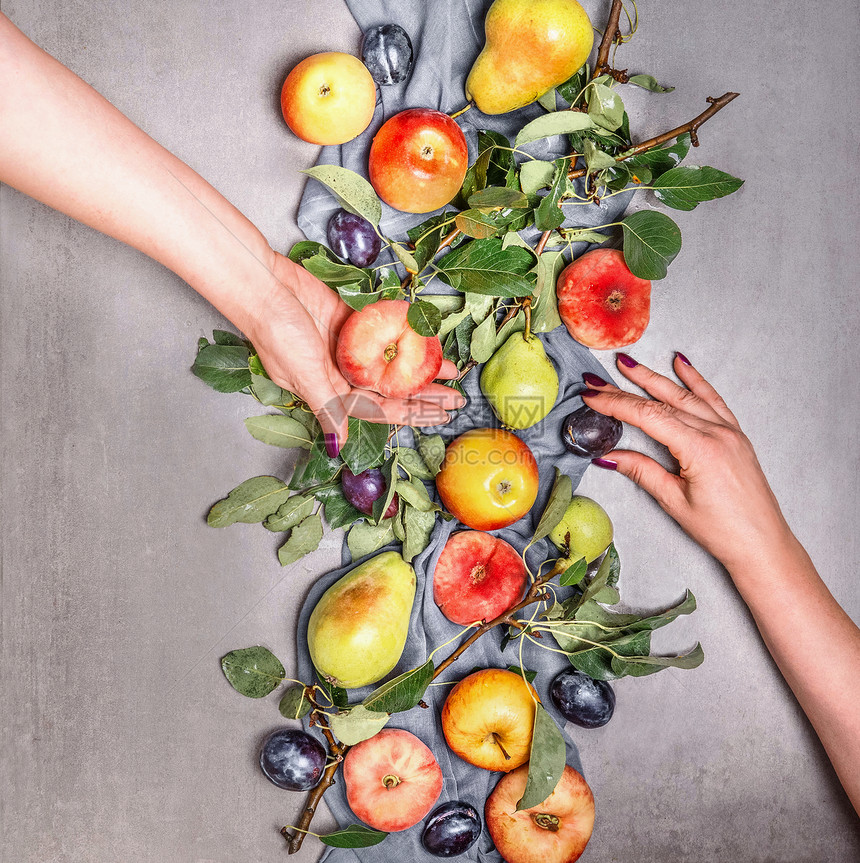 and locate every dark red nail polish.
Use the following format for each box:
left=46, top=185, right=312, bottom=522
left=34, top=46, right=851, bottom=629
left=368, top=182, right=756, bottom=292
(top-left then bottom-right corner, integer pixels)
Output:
left=617, top=353, right=638, bottom=368
left=675, top=351, right=692, bottom=366
left=324, top=433, right=340, bottom=459
left=583, top=372, right=608, bottom=387
left=580, top=388, right=601, bottom=398
left=591, top=458, right=618, bottom=470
